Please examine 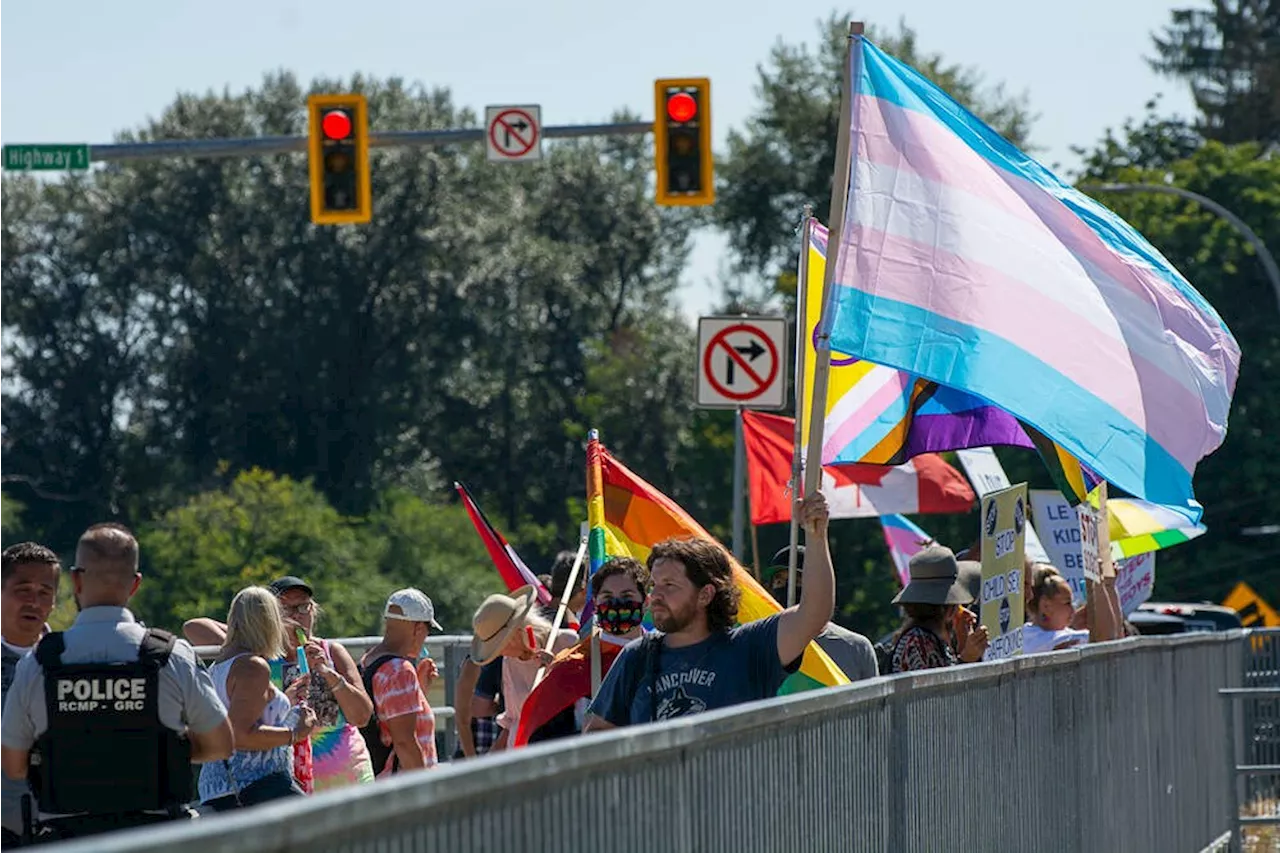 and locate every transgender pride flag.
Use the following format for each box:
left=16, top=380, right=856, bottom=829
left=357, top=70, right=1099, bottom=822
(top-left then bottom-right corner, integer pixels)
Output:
left=881, top=514, right=935, bottom=587
left=821, top=36, right=1240, bottom=514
